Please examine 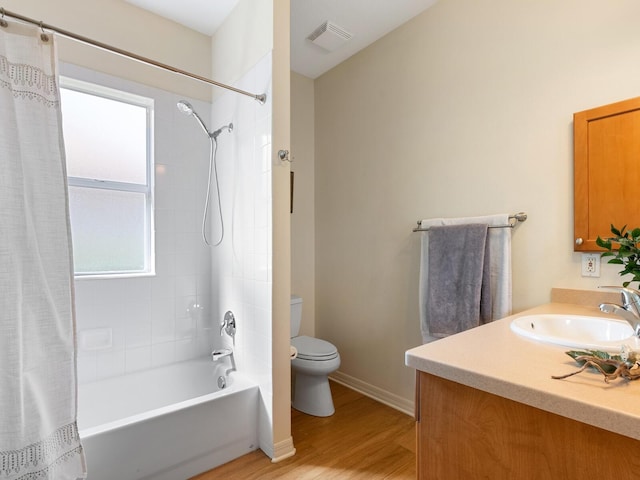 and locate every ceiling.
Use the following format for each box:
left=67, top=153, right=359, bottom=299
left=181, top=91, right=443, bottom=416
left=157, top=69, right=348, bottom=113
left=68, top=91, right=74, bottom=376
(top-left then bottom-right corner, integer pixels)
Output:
left=125, top=0, right=240, bottom=37
left=126, top=0, right=438, bottom=79
left=290, top=0, right=437, bottom=78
